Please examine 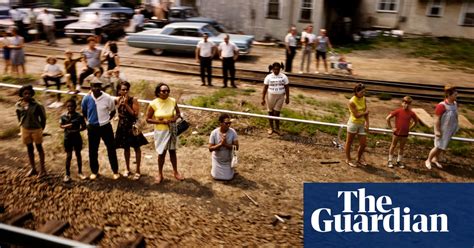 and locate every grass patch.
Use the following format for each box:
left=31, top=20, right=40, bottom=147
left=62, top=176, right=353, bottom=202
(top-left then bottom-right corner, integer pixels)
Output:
left=377, top=93, right=392, bottom=101
left=0, top=75, right=37, bottom=85
left=130, top=80, right=157, bottom=101
left=0, top=126, right=20, bottom=139
left=338, top=36, right=474, bottom=71
left=241, top=88, right=256, bottom=96
left=179, top=135, right=206, bottom=147
left=449, top=141, right=474, bottom=157
left=187, top=89, right=237, bottom=108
